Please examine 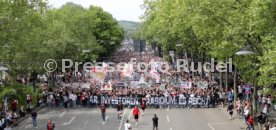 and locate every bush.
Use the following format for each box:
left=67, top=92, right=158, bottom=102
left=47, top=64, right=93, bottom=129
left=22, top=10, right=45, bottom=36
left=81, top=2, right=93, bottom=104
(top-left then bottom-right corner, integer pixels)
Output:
left=0, top=83, right=39, bottom=109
